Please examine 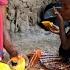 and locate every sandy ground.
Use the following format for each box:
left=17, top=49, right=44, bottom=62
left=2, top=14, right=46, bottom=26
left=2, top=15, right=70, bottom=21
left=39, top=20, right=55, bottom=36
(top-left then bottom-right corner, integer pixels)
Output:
left=11, top=29, right=60, bottom=55
left=4, top=26, right=61, bottom=62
